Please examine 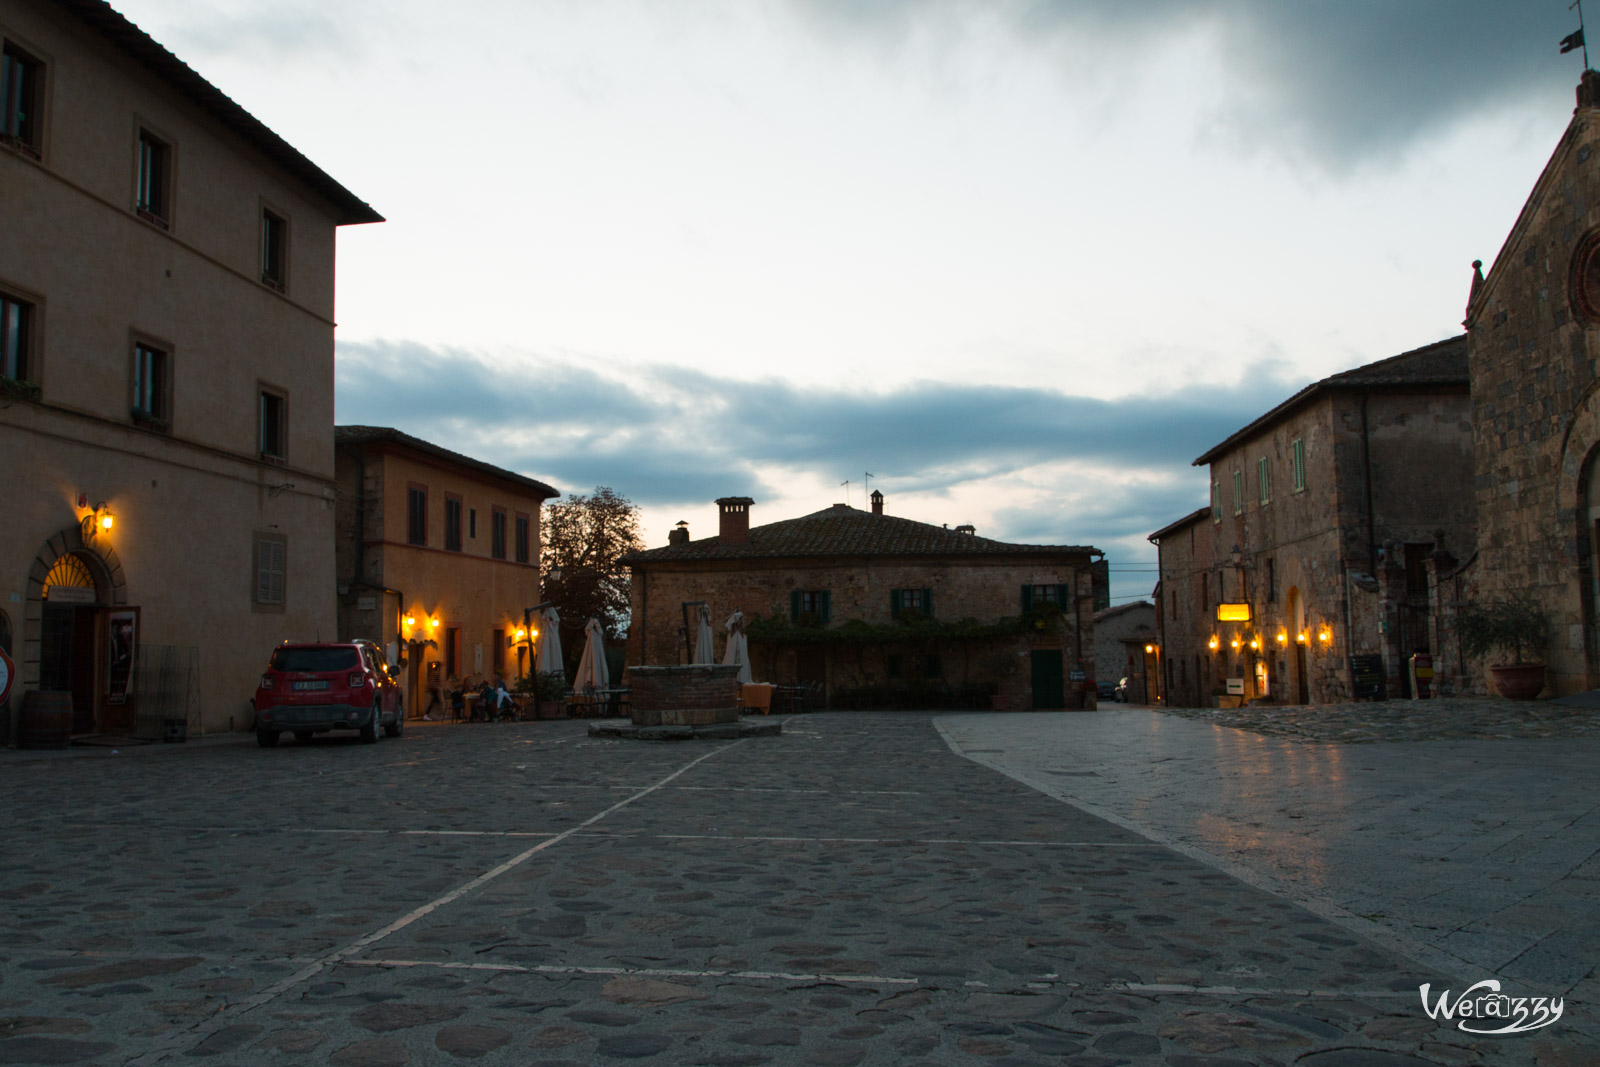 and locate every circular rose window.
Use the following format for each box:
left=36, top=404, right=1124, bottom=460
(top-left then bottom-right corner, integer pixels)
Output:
left=1573, top=230, right=1600, bottom=322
